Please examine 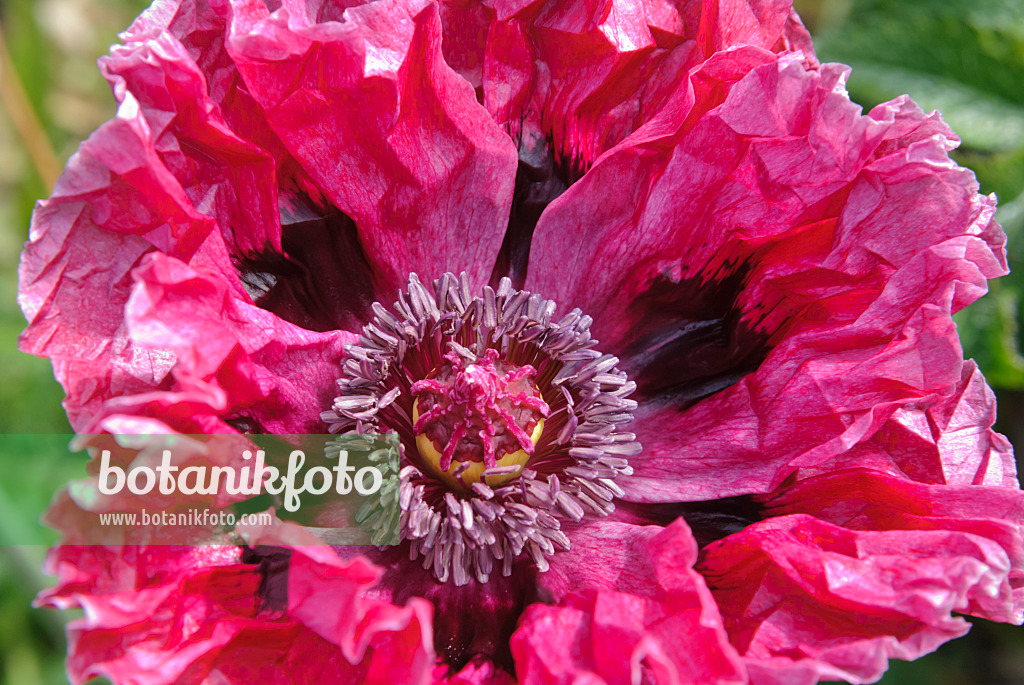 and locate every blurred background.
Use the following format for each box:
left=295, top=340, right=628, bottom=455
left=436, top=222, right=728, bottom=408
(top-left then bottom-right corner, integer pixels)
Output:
left=0, top=0, right=1022, bottom=682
